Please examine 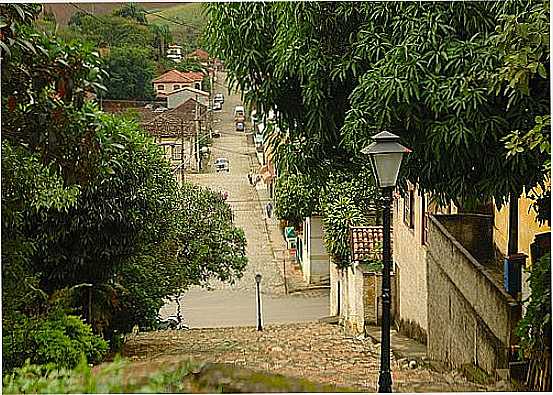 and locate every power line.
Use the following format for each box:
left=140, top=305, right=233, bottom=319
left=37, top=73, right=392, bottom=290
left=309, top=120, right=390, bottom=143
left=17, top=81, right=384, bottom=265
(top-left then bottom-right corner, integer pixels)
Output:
left=69, top=3, right=203, bottom=34
left=143, top=9, right=203, bottom=32
left=69, top=3, right=106, bottom=24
